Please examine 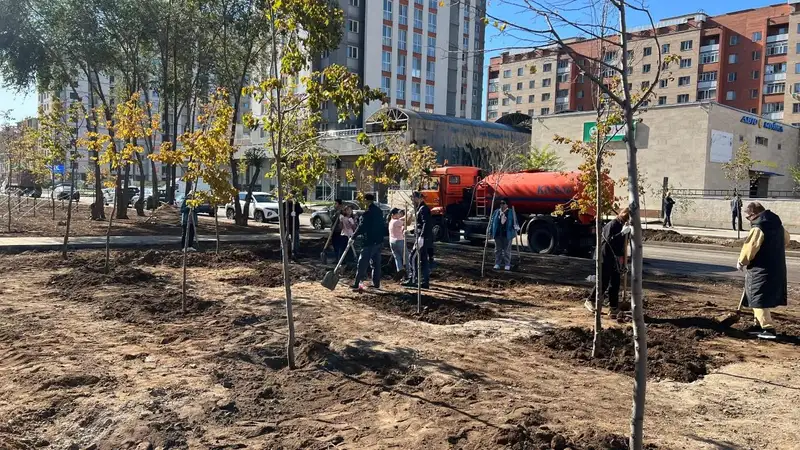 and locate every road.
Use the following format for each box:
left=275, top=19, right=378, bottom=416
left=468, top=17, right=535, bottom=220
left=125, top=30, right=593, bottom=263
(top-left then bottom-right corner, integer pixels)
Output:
left=643, top=244, right=800, bottom=284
